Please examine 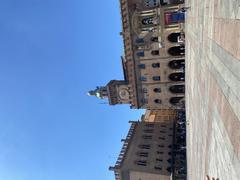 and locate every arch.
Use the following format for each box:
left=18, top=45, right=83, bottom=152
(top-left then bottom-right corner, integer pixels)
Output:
left=169, top=73, right=185, bottom=81
left=168, top=46, right=185, bottom=56
left=168, top=59, right=185, bottom=69
left=168, top=32, right=181, bottom=43
left=169, top=85, right=185, bottom=93
left=169, top=97, right=184, bottom=105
